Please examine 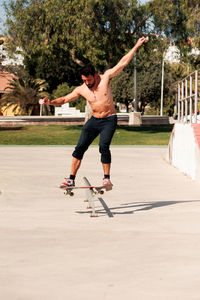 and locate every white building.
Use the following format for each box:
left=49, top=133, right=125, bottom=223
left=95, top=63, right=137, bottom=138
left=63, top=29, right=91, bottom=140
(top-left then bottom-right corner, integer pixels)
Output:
left=190, top=47, right=200, bottom=57
left=164, top=43, right=200, bottom=64
left=164, top=44, right=180, bottom=64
